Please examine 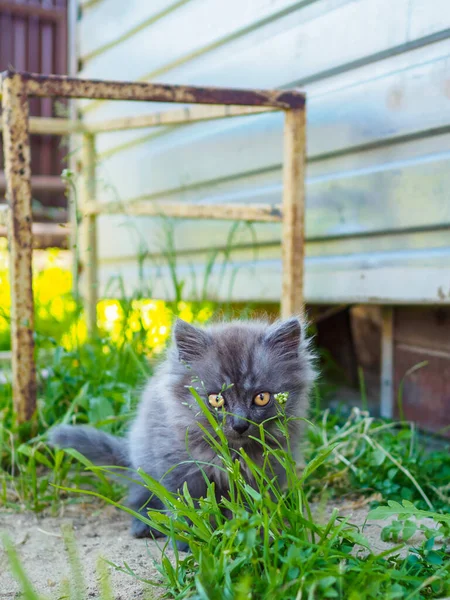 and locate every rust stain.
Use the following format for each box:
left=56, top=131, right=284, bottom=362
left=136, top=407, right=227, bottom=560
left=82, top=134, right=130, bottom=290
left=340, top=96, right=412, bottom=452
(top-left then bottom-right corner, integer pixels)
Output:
left=1, top=70, right=306, bottom=109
